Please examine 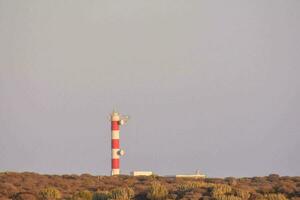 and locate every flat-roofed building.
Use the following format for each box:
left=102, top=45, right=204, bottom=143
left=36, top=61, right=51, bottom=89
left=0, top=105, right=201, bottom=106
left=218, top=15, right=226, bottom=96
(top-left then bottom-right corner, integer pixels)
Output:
left=174, top=174, right=206, bottom=178
left=166, top=170, right=206, bottom=178
left=131, top=171, right=153, bottom=176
